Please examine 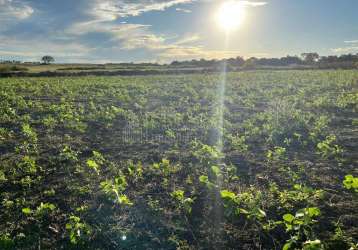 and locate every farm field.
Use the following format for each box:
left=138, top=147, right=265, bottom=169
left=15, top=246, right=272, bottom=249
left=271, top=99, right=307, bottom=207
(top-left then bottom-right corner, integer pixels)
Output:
left=0, top=63, right=166, bottom=73
left=0, top=70, right=358, bottom=249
